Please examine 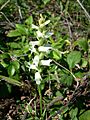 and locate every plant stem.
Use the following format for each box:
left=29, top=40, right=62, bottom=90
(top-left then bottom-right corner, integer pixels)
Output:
left=52, top=59, right=79, bottom=87
left=38, top=85, right=42, bottom=116
left=52, top=59, right=76, bottom=80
